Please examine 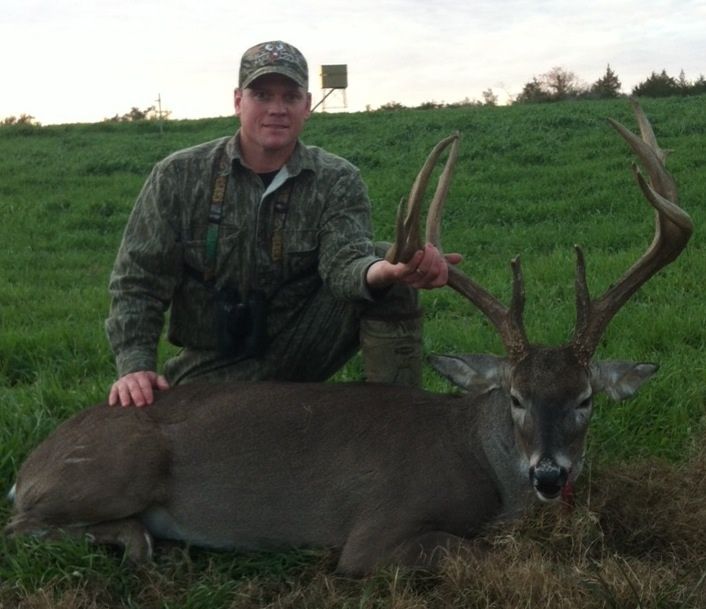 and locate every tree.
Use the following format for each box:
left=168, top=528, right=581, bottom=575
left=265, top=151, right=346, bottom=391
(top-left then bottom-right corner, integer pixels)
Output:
left=417, top=100, right=445, bottom=110
left=632, top=70, right=679, bottom=97
left=591, top=64, right=622, bottom=98
left=2, top=113, right=39, bottom=126
left=515, top=77, right=551, bottom=103
left=377, top=101, right=406, bottom=111
left=673, top=69, right=706, bottom=95
left=447, top=97, right=480, bottom=108
left=541, top=66, right=585, bottom=100
left=514, top=67, right=586, bottom=104
left=125, top=106, right=152, bottom=121
left=482, top=88, right=498, bottom=106
left=689, top=74, right=706, bottom=95
left=677, top=69, right=691, bottom=94
left=104, top=105, right=171, bottom=122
